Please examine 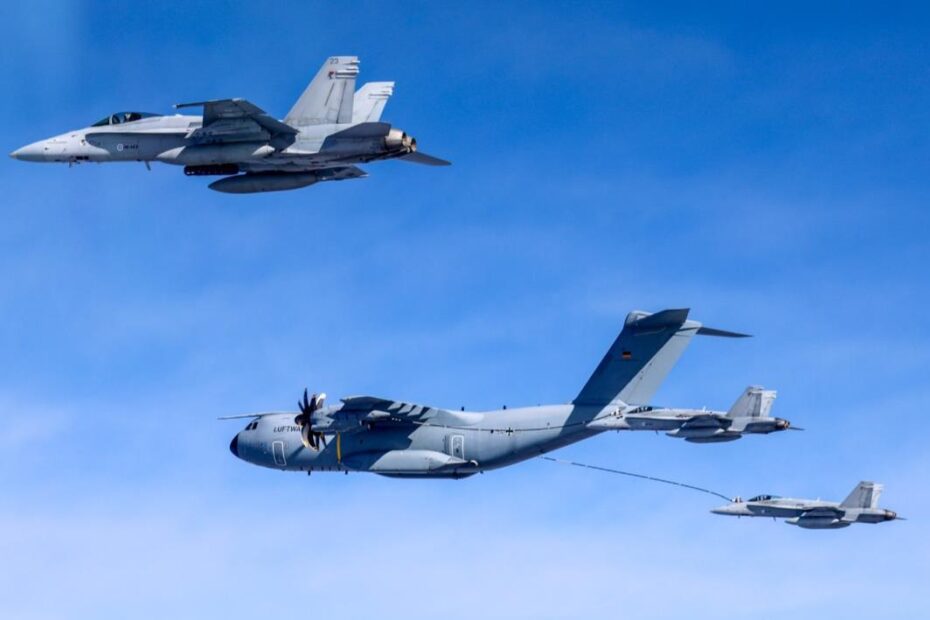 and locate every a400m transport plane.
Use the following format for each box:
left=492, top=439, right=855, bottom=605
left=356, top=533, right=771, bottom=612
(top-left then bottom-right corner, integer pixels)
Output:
left=225, top=308, right=787, bottom=479
left=10, top=56, right=449, bottom=193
